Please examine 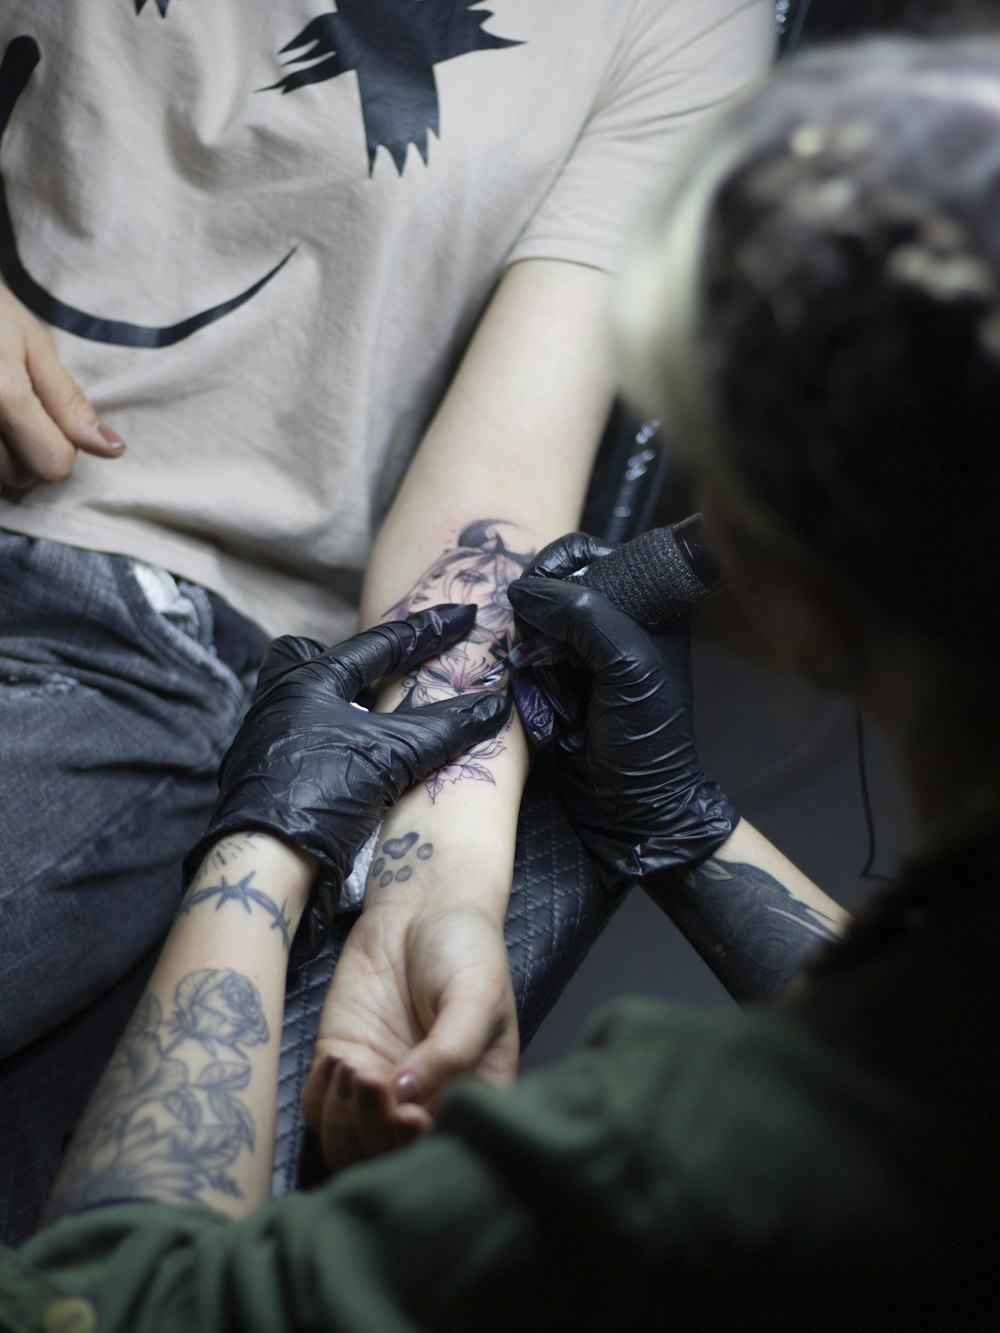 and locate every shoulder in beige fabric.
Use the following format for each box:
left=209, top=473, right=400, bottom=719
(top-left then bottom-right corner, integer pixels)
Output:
left=0, top=0, right=774, bottom=639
